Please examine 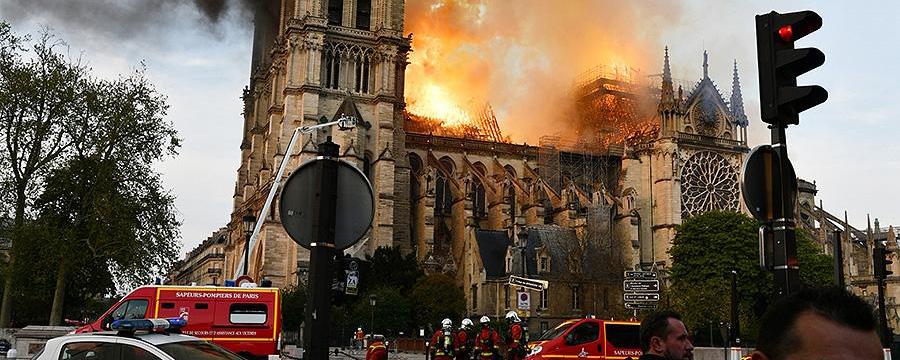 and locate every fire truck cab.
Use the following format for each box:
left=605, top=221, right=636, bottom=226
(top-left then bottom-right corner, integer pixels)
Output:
left=75, top=285, right=281, bottom=360
left=527, top=318, right=641, bottom=359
